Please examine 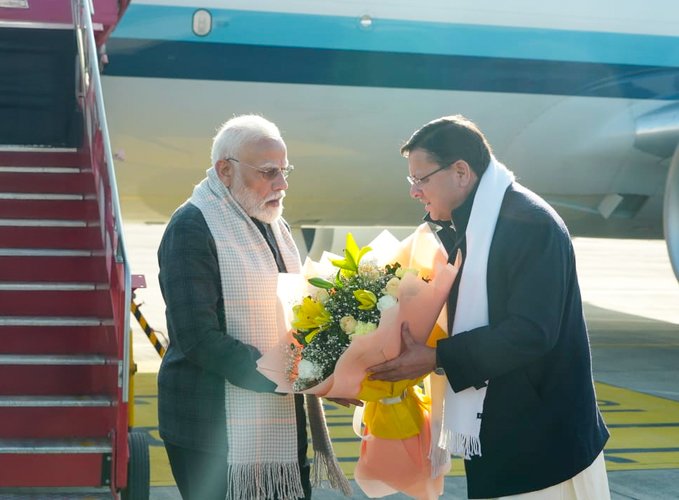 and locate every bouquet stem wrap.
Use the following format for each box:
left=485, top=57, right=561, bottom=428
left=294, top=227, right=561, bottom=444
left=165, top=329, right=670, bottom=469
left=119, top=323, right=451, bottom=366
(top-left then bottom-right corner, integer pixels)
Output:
left=352, top=325, right=449, bottom=499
